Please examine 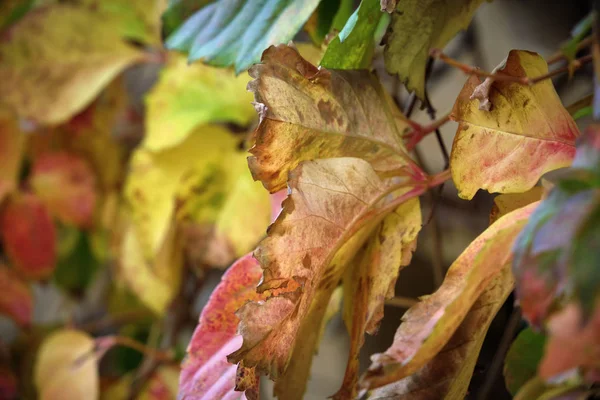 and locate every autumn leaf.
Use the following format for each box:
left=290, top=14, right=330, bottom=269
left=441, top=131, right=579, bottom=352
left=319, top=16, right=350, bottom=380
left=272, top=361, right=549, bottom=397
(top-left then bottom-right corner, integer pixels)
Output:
left=247, top=44, right=413, bottom=193
left=383, top=0, right=484, bottom=100
left=34, top=329, right=98, bottom=400
left=490, top=186, right=544, bottom=224
left=179, top=254, right=262, bottom=400
left=335, top=198, right=421, bottom=399
left=361, top=202, right=538, bottom=392
left=320, top=0, right=384, bottom=70
left=143, top=52, right=255, bottom=151
left=0, top=264, right=32, bottom=327
left=165, top=0, right=321, bottom=73
left=503, top=327, right=547, bottom=396
left=368, top=264, right=514, bottom=400
left=138, top=365, right=180, bottom=400
left=1, top=193, right=56, bottom=279
left=0, top=110, right=25, bottom=203
left=0, top=4, right=144, bottom=124
left=450, top=50, right=580, bottom=200
left=125, top=125, right=270, bottom=267
left=29, top=152, right=97, bottom=229
left=120, top=222, right=182, bottom=315
left=229, top=157, right=423, bottom=399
